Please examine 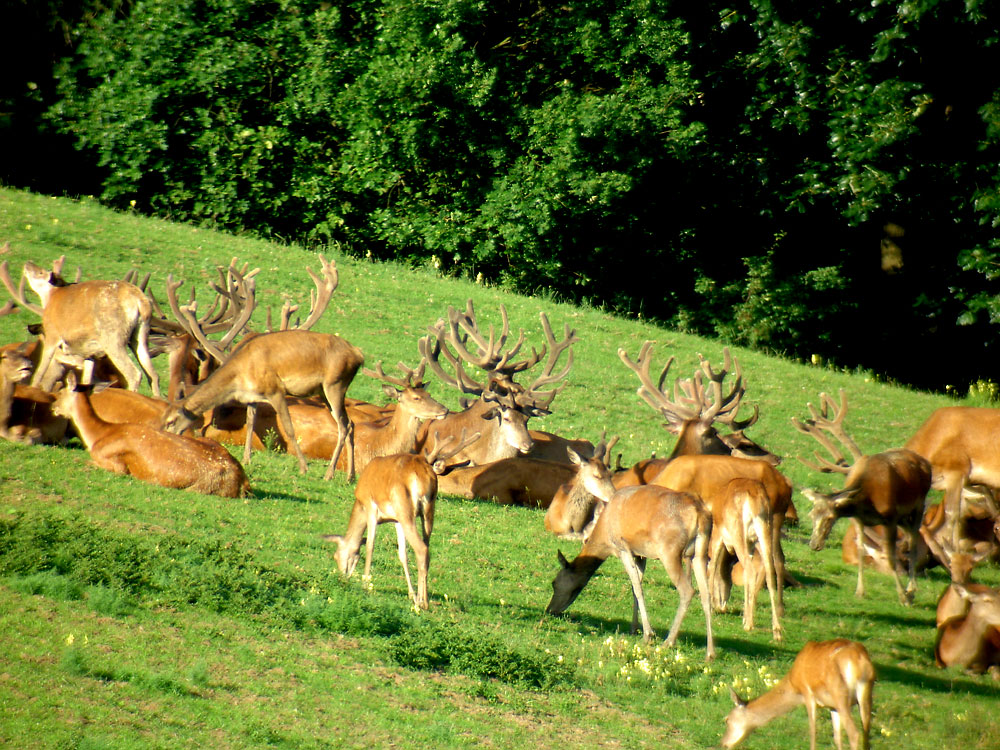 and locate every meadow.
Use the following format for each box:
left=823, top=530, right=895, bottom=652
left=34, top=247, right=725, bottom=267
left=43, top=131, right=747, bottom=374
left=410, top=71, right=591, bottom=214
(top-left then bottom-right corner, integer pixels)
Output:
left=0, top=187, right=997, bottom=749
